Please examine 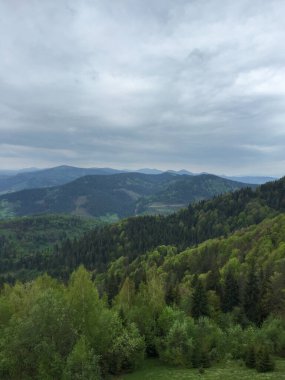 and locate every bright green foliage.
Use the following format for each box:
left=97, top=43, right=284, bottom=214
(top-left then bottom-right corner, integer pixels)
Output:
left=106, top=323, right=145, bottom=374
left=0, top=268, right=145, bottom=379
left=1, top=178, right=285, bottom=377
left=0, top=286, right=74, bottom=379
left=158, top=320, right=193, bottom=367
left=63, top=336, right=101, bottom=380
